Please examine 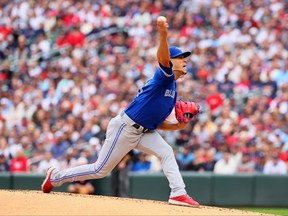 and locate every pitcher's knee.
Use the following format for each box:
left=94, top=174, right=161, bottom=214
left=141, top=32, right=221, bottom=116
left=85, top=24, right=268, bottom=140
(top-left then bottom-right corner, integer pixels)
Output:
left=93, top=163, right=112, bottom=178
left=159, top=146, right=174, bottom=161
